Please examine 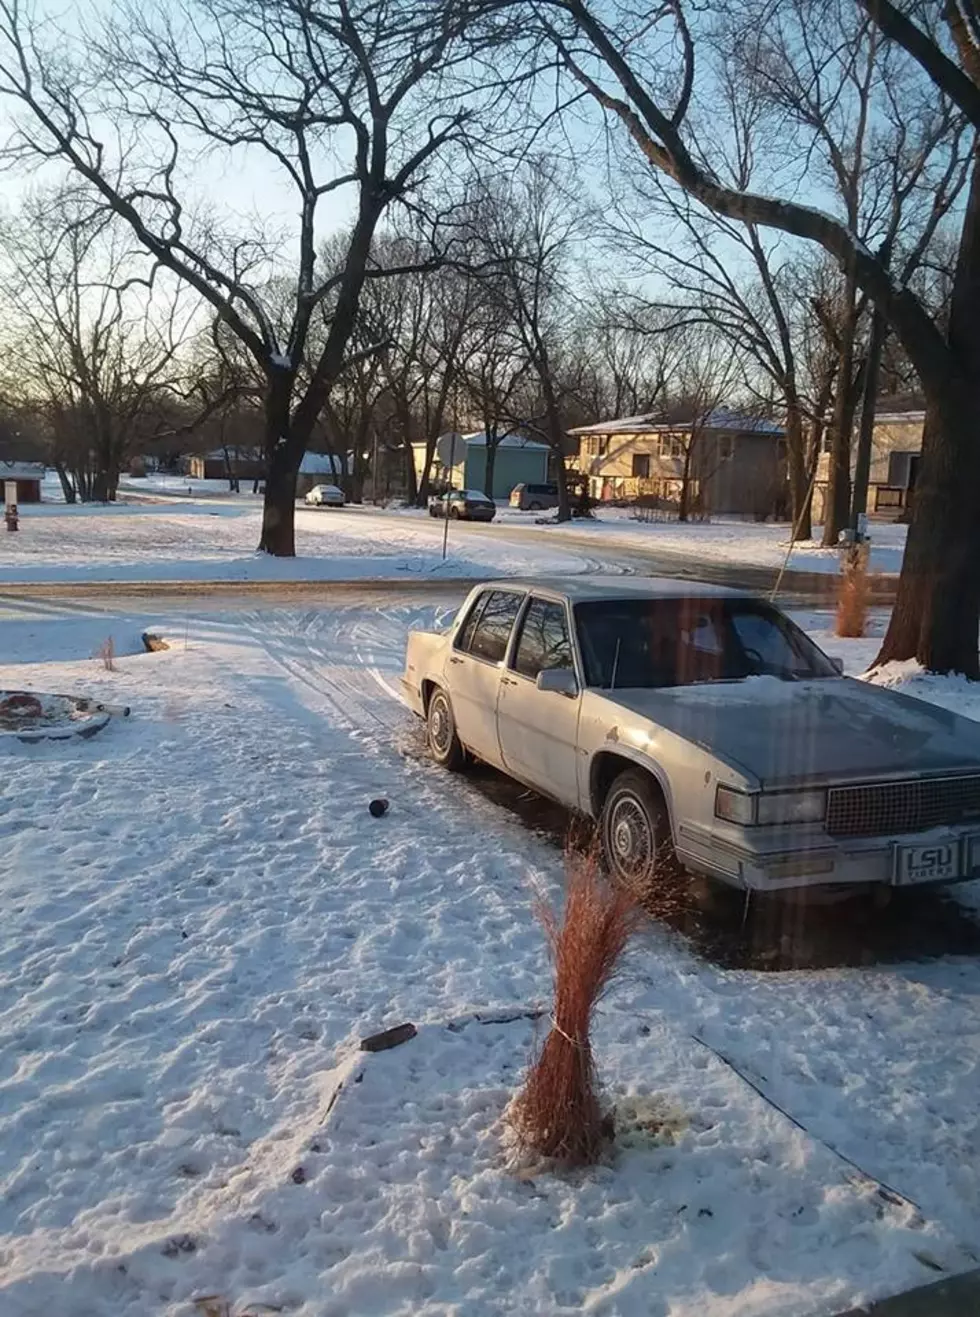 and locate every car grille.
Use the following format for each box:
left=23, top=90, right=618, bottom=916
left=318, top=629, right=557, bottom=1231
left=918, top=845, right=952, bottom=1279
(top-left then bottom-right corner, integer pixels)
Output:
left=826, top=775, right=980, bottom=838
